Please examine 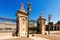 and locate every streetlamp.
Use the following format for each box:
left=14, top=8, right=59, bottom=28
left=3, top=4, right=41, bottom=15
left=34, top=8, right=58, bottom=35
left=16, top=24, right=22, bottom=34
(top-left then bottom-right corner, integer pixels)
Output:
left=27, top=2, right=31, bottom=37
left=32, top=20, right=34, bottom=37
left=48, top=14, right=52, bottom=34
